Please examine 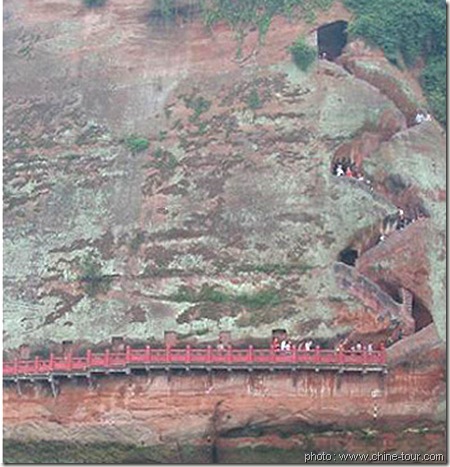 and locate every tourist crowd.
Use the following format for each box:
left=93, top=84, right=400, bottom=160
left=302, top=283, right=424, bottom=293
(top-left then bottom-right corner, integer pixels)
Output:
left=271, top=337, right=383, bottom=353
